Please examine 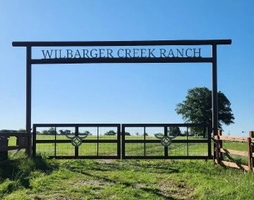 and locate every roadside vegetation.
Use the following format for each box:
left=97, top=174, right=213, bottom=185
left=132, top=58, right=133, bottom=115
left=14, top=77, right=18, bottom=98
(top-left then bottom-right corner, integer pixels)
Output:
left=1, top=151, right=254, bottom=200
